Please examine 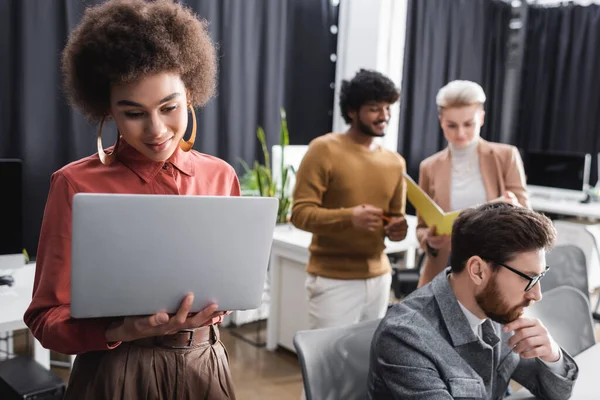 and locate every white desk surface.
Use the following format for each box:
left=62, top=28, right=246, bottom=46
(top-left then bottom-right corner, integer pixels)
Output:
left=0, top=263, right=34, bottom=332
left=273, top=215, right=419, bottom=253
left=531, top=197, right=600, bottom=219
left=0, top=263, right=50, bottom=369
left=506, top=343, right=600, bottom=399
